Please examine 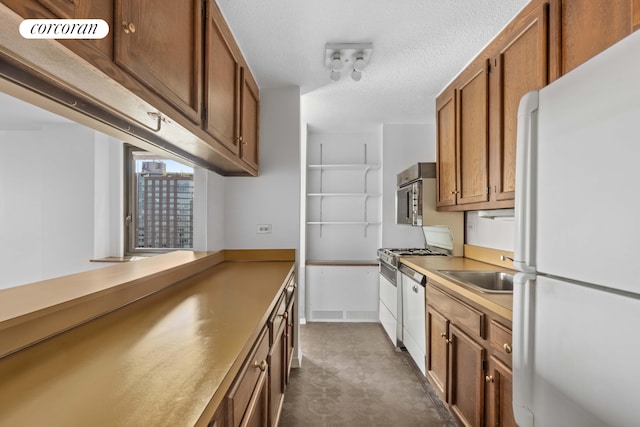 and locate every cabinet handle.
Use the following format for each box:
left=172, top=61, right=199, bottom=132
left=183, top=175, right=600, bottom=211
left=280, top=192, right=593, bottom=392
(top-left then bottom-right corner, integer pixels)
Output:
left=485, top=375, right=494, bottom=383
left=253, top=360, right=267, bottom=372
left=279, top=312, right=288, bottom=320
left=440, top=332, right=447, bottom=338
left=503, top=343, right=512, bottom=354
left=445, top=338, right=452, bottom=344
left=122, top=21, right=136, bottom=34
left=450, top=190, right=460, bottom=195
